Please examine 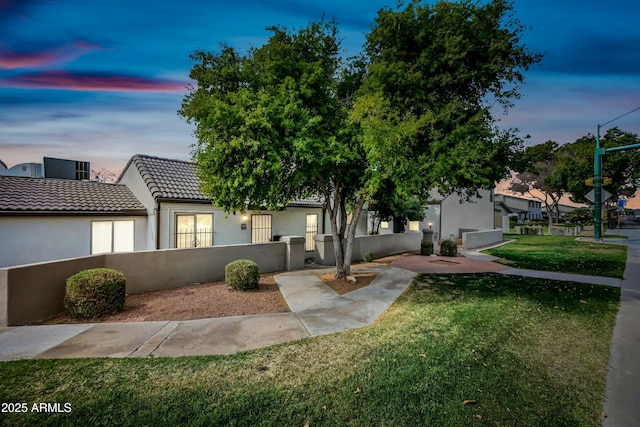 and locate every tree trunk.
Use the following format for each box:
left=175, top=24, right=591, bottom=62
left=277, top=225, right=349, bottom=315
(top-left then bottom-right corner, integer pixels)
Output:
left=327, top=198, right=366, bottom=280
left=340, top=196, right=366, bottom=278
left=318, top=178, right=367, bottom=280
